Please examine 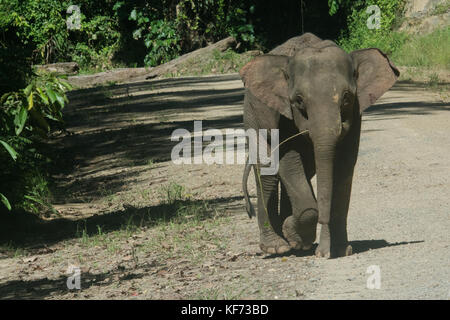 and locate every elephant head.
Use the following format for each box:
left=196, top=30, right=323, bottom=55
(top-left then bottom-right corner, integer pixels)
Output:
left=240, top=41, right=399, bottom=227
